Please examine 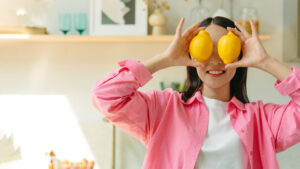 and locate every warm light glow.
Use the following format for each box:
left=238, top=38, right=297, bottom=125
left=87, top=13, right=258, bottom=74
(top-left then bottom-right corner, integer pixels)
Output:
left=0, top=34, right=30, bottom=39
left=0, top=95, right=94, bottom=169
left=16, top=8, right=27, bottom=16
